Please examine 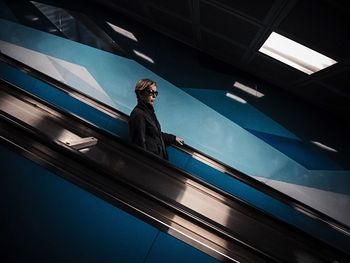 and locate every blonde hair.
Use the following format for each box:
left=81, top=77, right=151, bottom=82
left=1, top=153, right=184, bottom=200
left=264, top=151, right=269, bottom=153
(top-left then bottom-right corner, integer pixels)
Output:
left=135, top=78, right=156, bottom=99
